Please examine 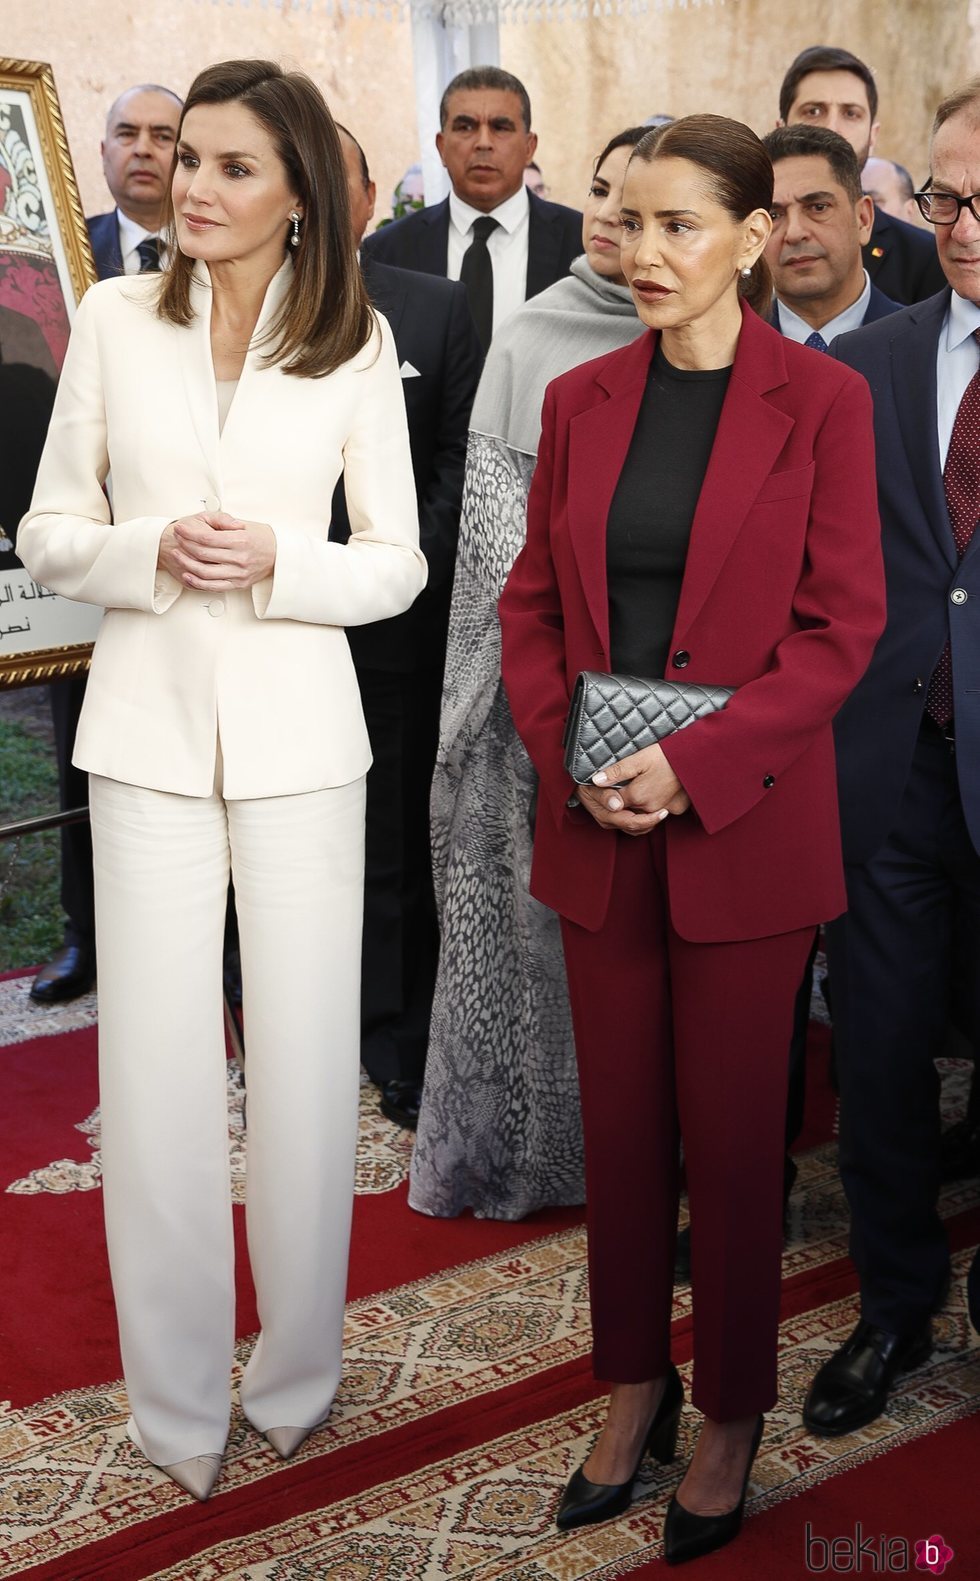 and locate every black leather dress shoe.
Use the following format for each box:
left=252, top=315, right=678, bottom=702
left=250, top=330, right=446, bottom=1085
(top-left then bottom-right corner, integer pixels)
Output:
left=664, top=1414, right=763, bottom=1566
left=29, top=944, right=96, bottom=1004
left=803, top=1318, right=932, bottom=1437
left=379, top=1079, right=422, bottom=1131
left=556, top=1364, right=683, bottom=1531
